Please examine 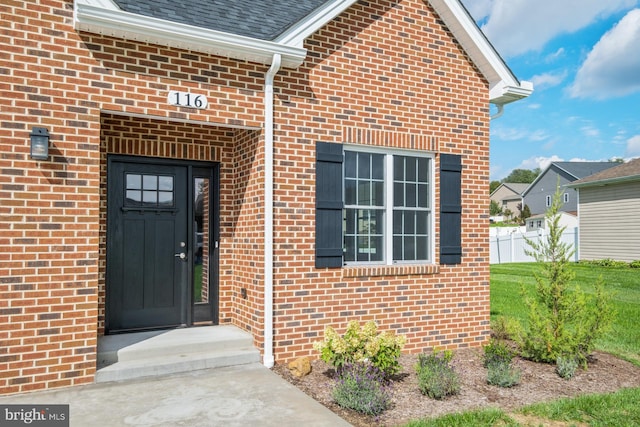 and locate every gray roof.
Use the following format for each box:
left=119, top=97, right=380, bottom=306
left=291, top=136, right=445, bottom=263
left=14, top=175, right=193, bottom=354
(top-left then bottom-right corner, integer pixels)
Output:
left=113, top=0, right=330, bottom=40
left=553, top=161, right=618, bottom=180
left=502, top=183, right=529, bottom=195
left=571, top=158, right=640, bottom=186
